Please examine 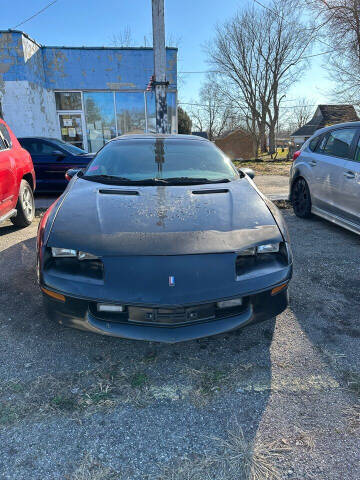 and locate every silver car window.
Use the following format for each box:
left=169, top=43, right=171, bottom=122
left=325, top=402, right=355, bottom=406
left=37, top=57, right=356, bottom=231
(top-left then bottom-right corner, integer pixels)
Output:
left=315, top=135, right=328, bottom=153
left=322, top=128, right=357, bottom=159
left=353, top=136, right=360, bottom=163
left=309, top=135, right=321, bottom=151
